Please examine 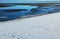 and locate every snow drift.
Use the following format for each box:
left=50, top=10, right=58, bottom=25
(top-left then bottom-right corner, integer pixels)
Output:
left=0, top=12, right=60, bottom=39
